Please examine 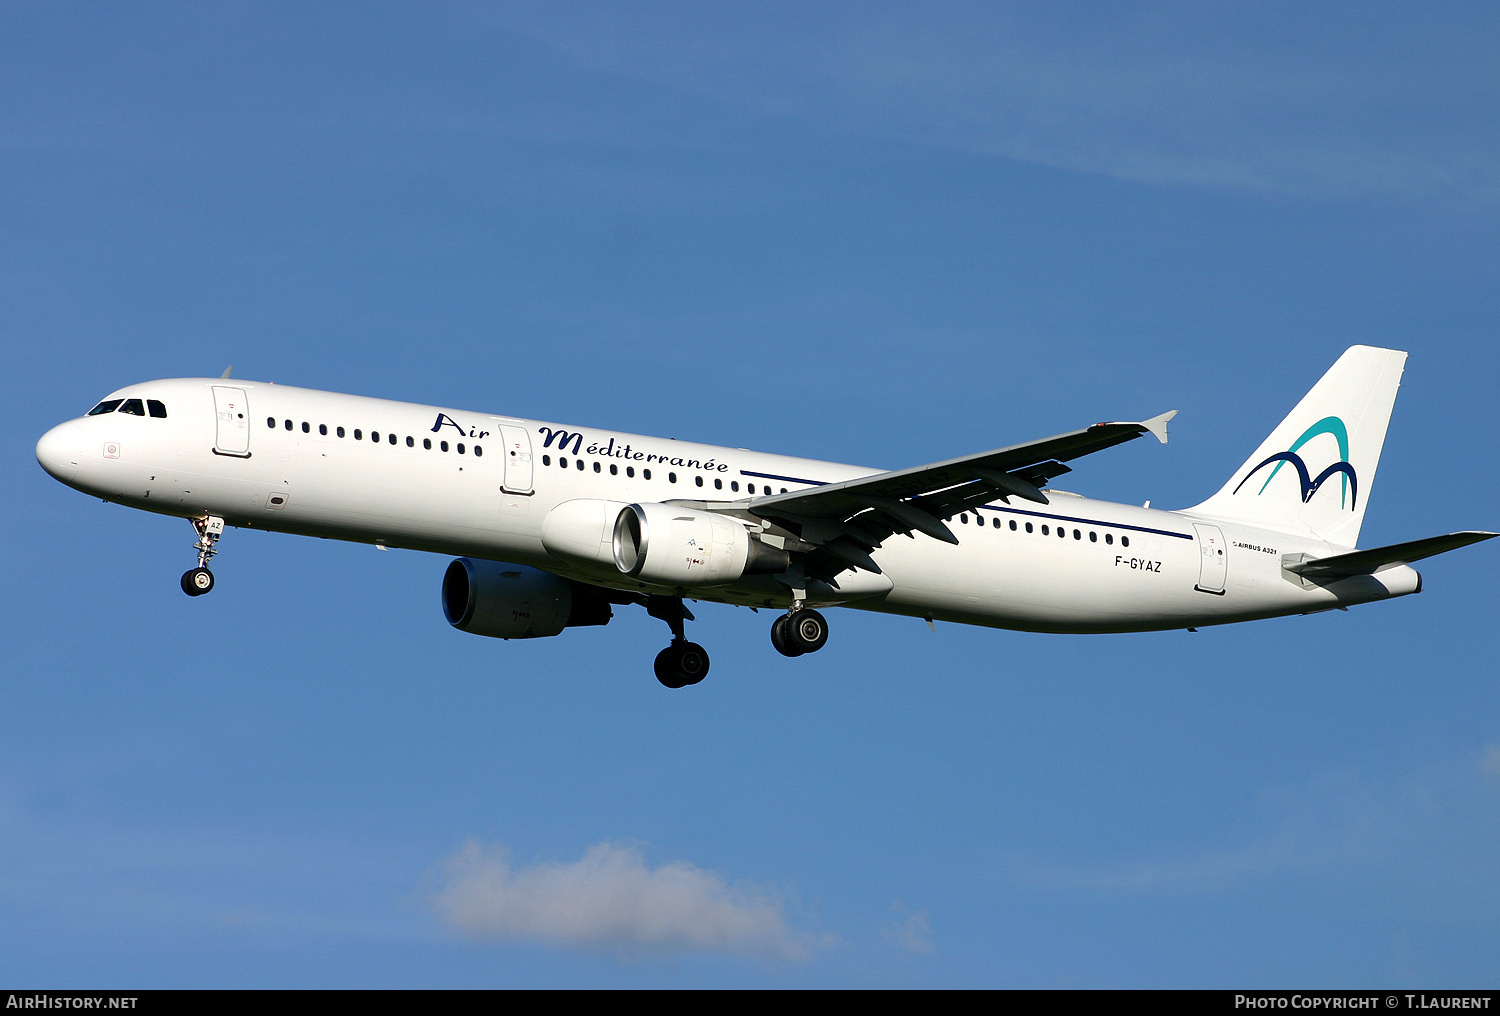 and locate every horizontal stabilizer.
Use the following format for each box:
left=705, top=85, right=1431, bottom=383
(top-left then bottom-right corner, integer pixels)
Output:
left=1285, top=531, right=1497, bottom=579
